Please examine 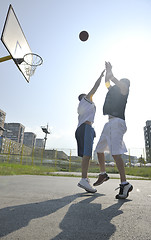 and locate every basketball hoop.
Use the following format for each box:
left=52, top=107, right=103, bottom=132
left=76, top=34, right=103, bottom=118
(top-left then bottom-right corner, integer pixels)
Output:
left=15, top=53, right=43, bottom=77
